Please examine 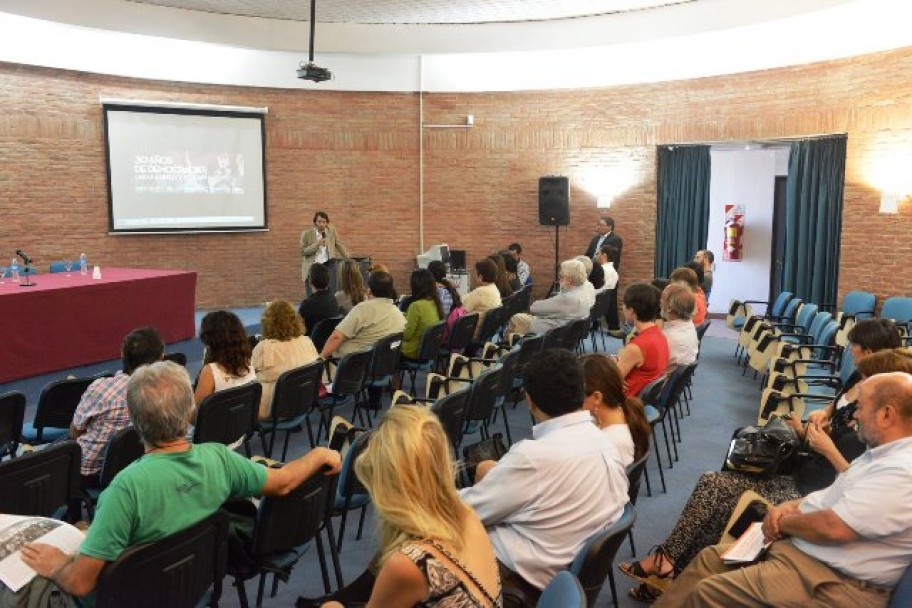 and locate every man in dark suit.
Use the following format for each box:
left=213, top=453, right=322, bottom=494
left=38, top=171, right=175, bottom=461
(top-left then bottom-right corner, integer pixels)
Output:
left=585, top=217, right=623, bottom=270
left=298, top=262, right=340, bottom=335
